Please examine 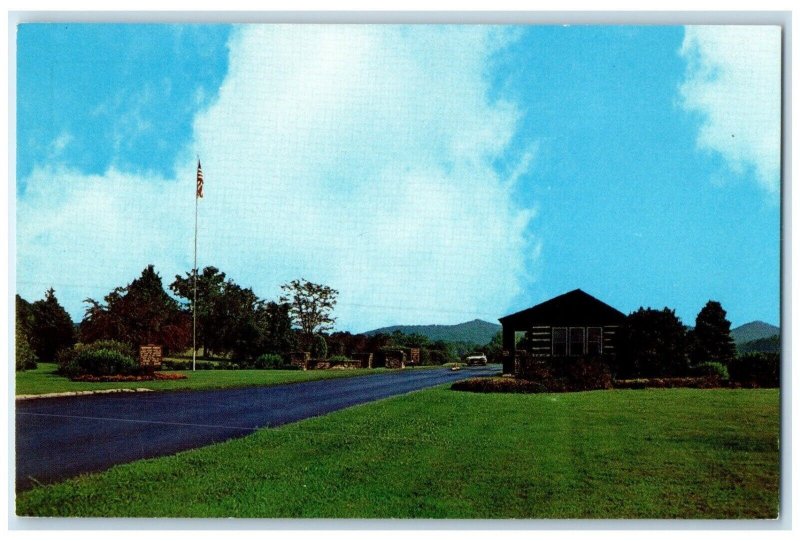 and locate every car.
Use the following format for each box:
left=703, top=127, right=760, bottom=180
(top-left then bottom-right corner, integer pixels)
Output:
left=465, top=354, right=488, bottom=366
